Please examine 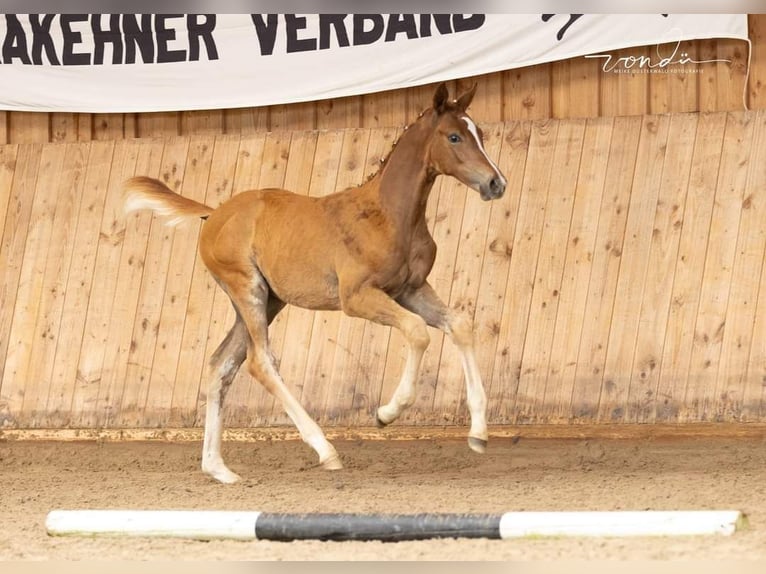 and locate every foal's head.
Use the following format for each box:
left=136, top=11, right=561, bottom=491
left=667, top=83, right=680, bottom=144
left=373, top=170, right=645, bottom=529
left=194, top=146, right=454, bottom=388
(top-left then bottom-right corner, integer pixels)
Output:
left=425, top=83, right=507, bottom=201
